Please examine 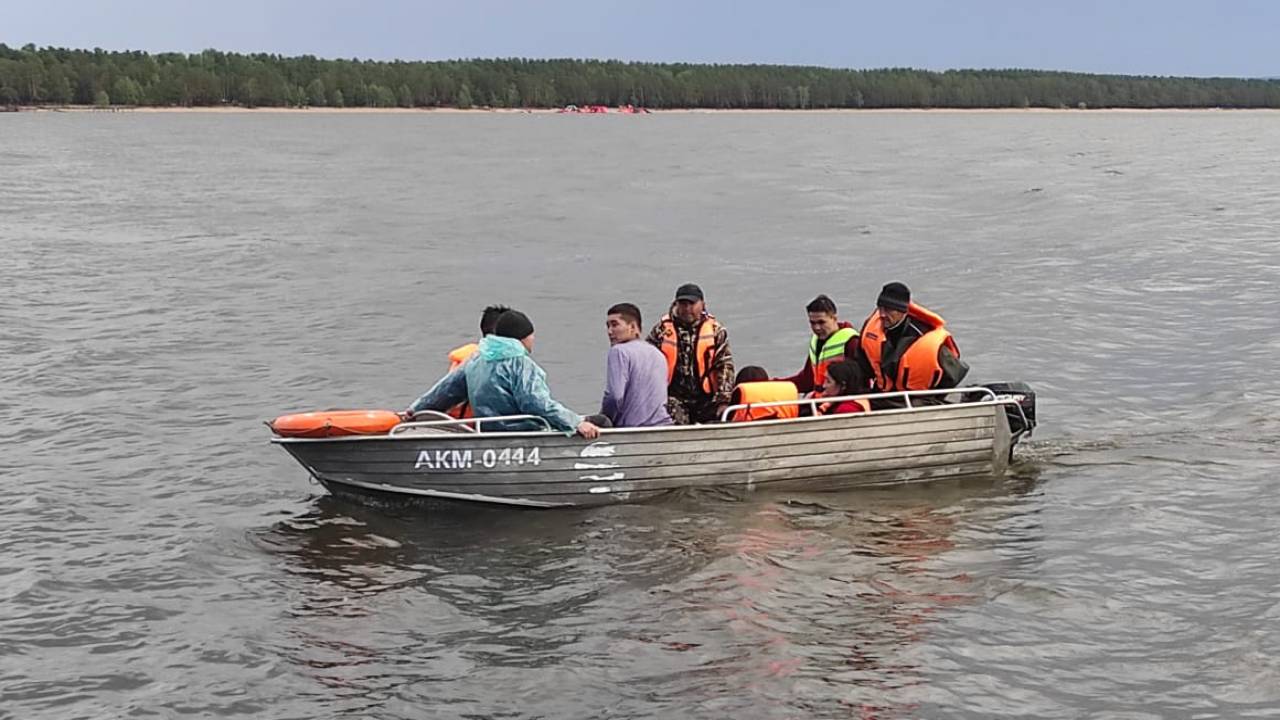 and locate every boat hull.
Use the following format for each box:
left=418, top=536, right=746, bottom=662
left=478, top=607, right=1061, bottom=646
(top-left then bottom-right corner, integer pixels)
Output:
left=274, top=401, right=1014, bottom=509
